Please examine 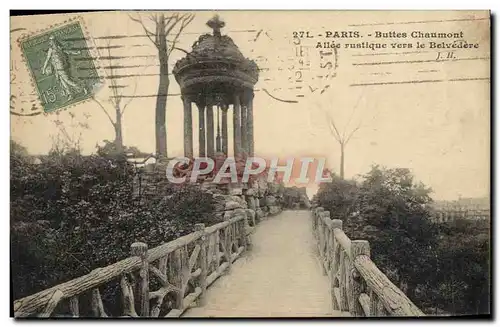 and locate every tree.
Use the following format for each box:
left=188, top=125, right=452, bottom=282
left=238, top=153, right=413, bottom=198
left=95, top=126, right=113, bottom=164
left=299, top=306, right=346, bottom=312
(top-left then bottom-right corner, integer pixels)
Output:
left=325, top=113, right=359, bottom=179
left=324, top=90, right=367, bottom=179
left=91, top=39, right=144, bottom=152
left=130, top=12, right=194, bottom=159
